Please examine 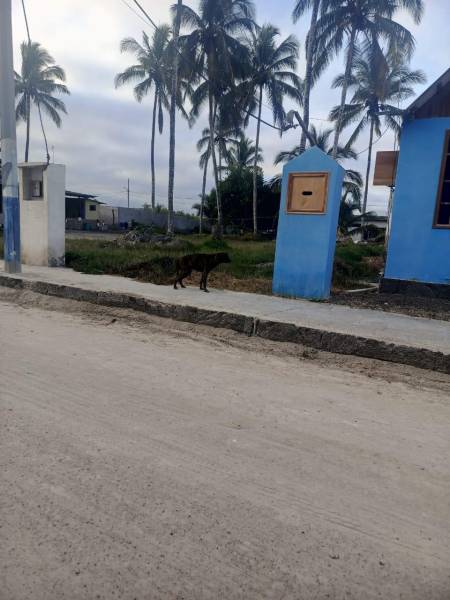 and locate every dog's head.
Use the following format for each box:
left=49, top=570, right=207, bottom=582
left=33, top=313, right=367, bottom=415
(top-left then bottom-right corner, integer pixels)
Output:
left=216, top=252, right=231, bottom=264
